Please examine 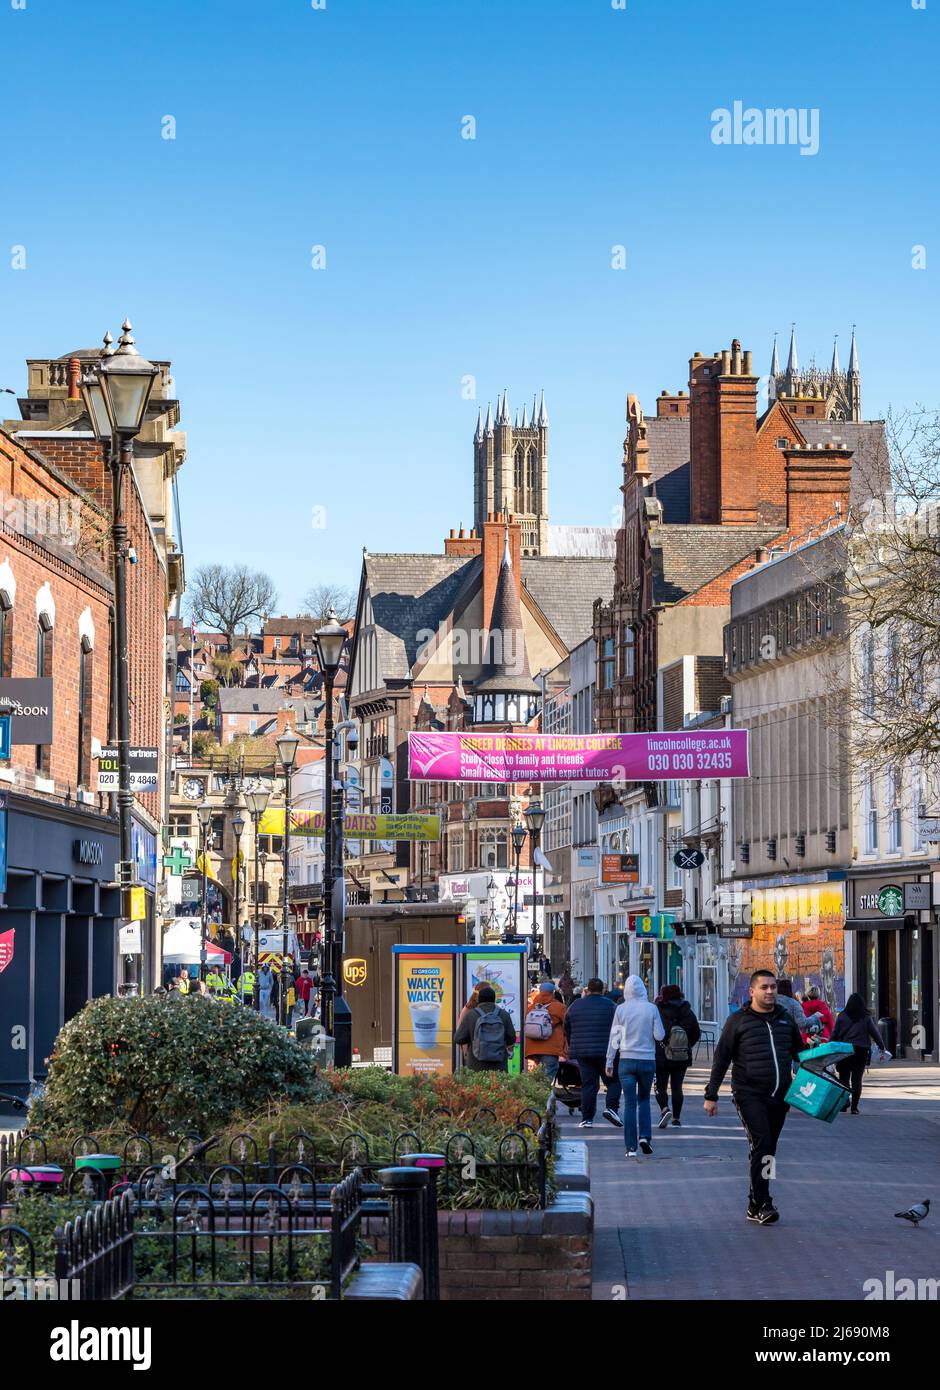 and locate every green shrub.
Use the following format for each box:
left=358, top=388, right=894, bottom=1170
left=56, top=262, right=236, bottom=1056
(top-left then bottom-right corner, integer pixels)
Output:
left=33, top=995, right=323, bottom=1136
